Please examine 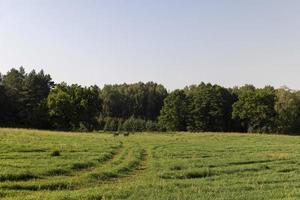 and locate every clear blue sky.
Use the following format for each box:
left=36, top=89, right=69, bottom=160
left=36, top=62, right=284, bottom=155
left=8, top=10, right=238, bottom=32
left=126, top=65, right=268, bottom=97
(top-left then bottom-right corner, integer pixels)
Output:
left=1, top=0, right=300, bottom=90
